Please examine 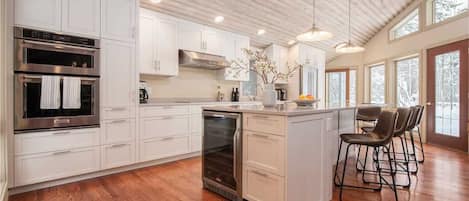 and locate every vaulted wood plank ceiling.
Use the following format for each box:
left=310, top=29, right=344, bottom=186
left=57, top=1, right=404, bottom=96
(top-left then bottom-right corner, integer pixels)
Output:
left=141, top=0, right=414, bottom=59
